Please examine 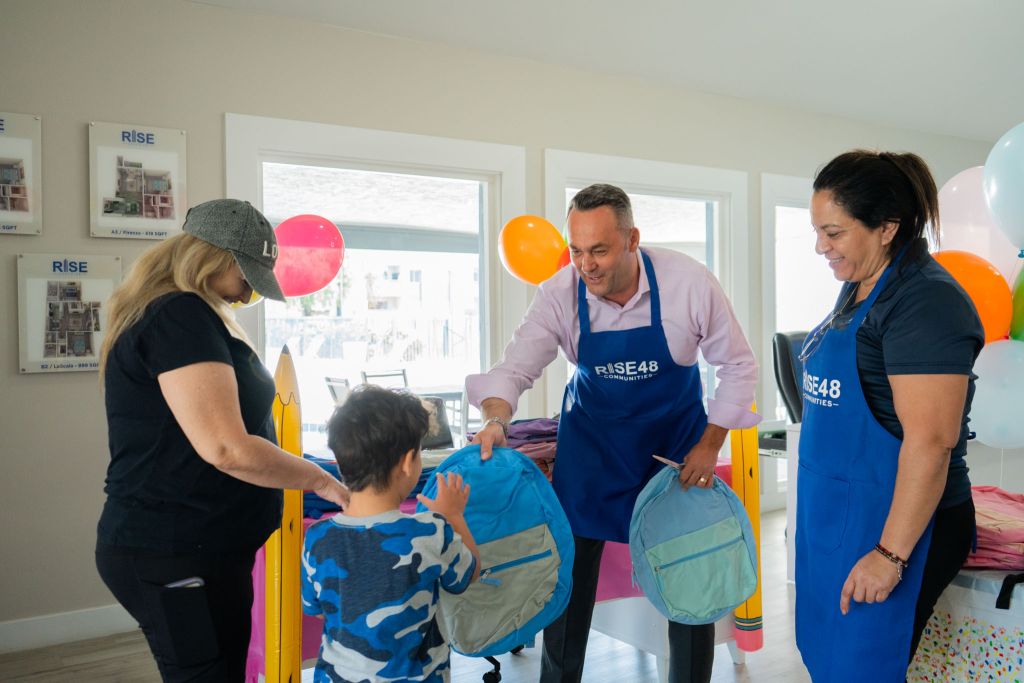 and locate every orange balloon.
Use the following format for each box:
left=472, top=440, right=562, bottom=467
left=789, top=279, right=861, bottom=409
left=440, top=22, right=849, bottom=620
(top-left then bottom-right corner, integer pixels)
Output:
left=934, top=250, right=1012, bottom=343
left=499, top=215, right=567, bottom=285
left=558, top=246, right=571, bottom=270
